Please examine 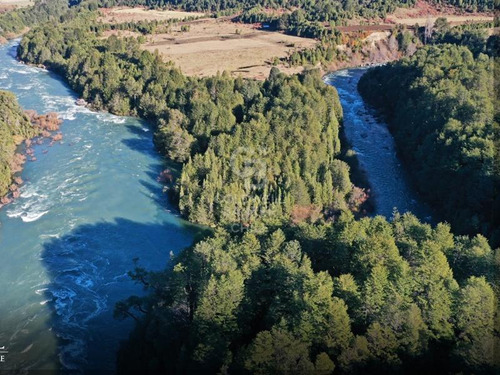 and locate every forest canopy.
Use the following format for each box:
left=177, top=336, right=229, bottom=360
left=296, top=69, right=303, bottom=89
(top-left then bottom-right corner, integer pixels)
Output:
left=0, top=0, right=70, bottom=39
left=10, top=4, right=500, bottom=374
left=18, top=16, right=365, bottom=228
left=115, top=212, right=499, bottom=374
left=358, top=41, right=500, bottom=247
